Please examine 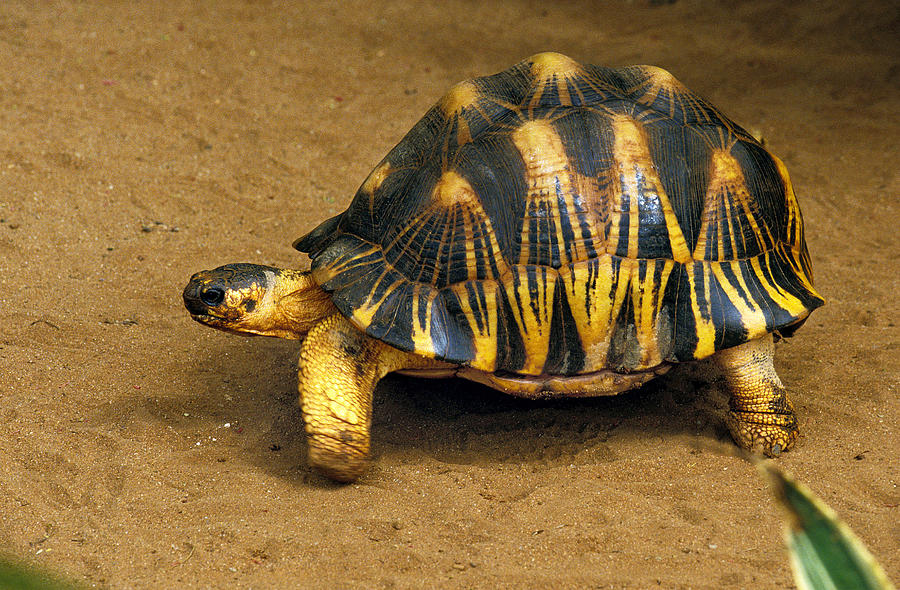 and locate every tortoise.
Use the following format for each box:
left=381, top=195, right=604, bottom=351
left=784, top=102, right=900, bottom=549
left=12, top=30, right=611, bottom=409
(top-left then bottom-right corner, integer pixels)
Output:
left=183, top=52, right=823, bottom=482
